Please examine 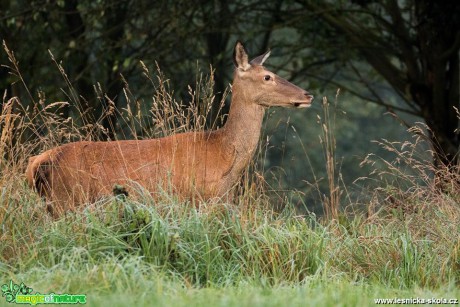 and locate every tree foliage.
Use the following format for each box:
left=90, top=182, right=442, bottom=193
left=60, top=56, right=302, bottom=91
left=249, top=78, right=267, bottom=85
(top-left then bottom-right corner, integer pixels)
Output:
left=295, top=1, right=460, bottom=170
